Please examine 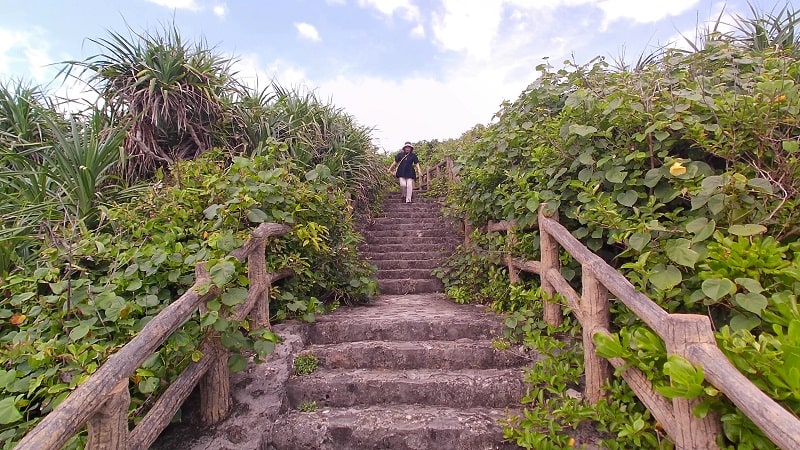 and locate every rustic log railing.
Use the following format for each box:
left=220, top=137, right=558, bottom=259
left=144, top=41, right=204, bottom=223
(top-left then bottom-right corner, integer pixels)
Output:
left=15, top=222, right=292, bottom=450
left=418, top=157, right=456, bottom=191
left=484, top=211, right=800, bottom=450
